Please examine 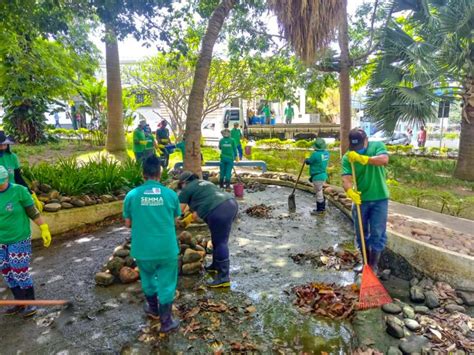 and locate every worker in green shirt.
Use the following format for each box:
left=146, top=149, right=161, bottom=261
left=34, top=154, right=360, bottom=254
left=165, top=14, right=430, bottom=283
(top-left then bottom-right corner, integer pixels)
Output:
left=305, top=138, right=329, bottom=215
left=261, top=102, right=271, bottom=125
left=123, top=155, right=181, bottom=332
left=230, top=122, right=243, bottom=160
left=342, top=128, right=389, bottom=275
left=133, top=120, right=148, bottom=162
left=0, top=166, right=51, bottom=318
left=176, top=135, right=186, bottom=159
left=284, top=102, right=294, bottom=124
left=218, top=129, right=238, bottom=190
left=0, top=131, right=43, bottom=212
left=178, top=171, right=238, bottom=288
left=143, top=124, right=157, bottom=159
